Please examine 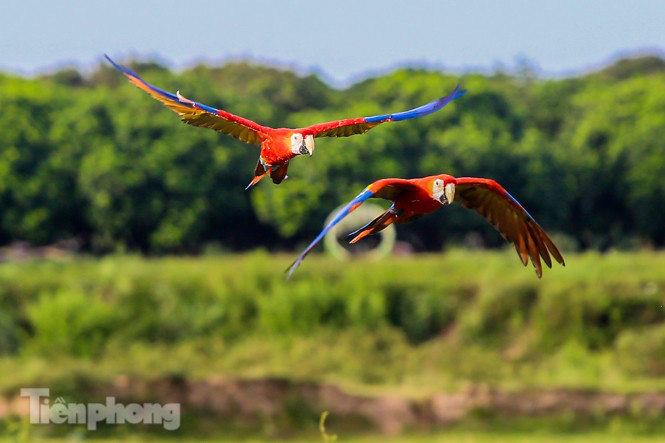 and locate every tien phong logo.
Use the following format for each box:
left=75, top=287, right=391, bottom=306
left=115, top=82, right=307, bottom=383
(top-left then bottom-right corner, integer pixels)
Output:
left=20, top=388, right=180, bottom=431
